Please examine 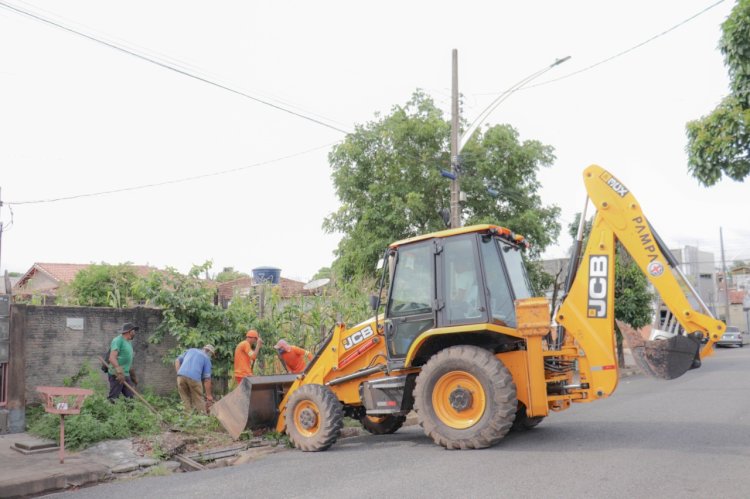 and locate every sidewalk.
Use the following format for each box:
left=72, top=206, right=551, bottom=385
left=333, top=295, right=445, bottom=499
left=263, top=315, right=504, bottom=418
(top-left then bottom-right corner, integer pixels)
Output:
left=0, top=433, right=108, bottom=498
